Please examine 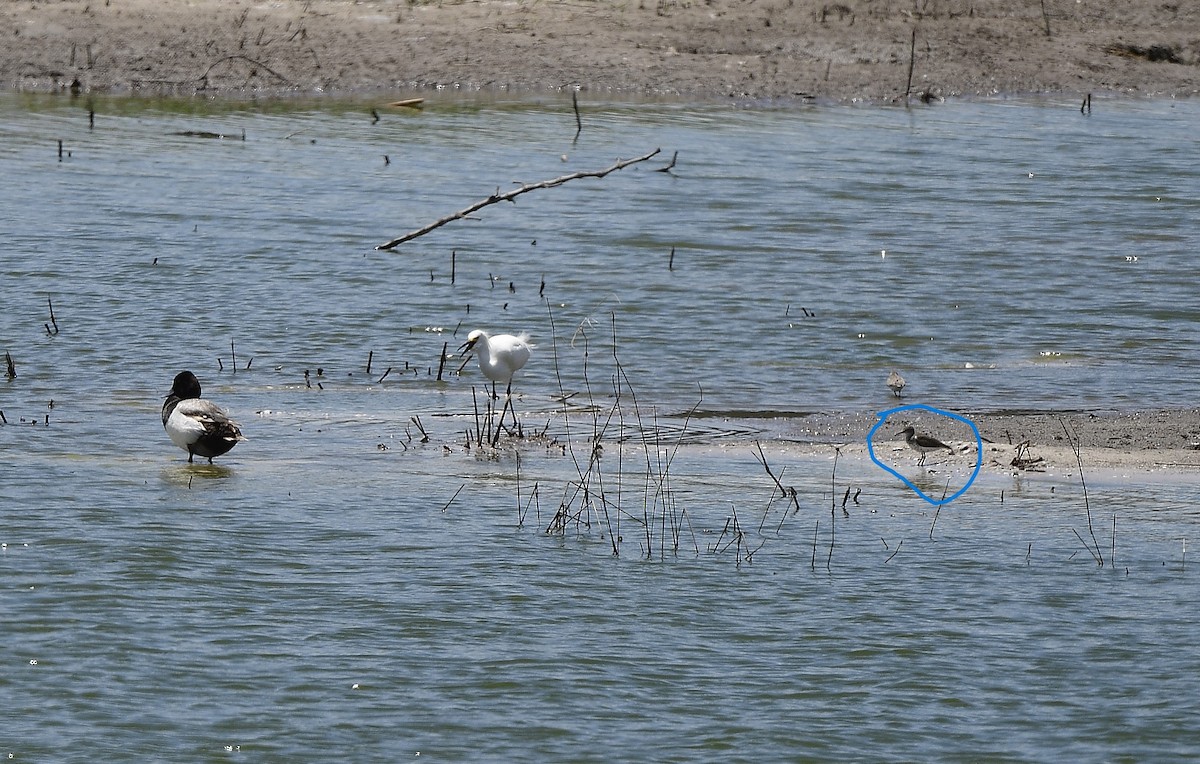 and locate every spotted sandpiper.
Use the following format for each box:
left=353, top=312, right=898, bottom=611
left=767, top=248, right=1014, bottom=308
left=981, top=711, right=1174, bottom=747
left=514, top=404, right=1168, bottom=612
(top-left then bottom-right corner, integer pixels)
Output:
left=897, top=425, right=954, bottom=466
